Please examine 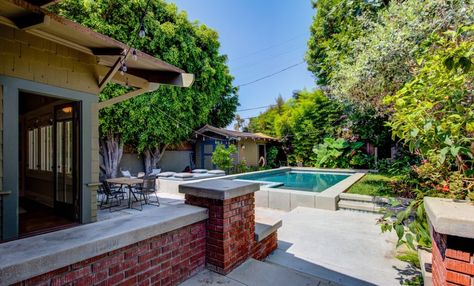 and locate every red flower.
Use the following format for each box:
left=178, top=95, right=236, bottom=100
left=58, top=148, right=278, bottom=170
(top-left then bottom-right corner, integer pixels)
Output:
left=442, top=185, right=449, bottom=192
